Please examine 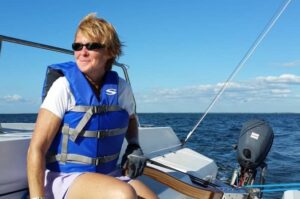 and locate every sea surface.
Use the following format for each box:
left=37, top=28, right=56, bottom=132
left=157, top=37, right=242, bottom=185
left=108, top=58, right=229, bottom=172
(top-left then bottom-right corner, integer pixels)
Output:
left=1, top=113, right=299, bottom=199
